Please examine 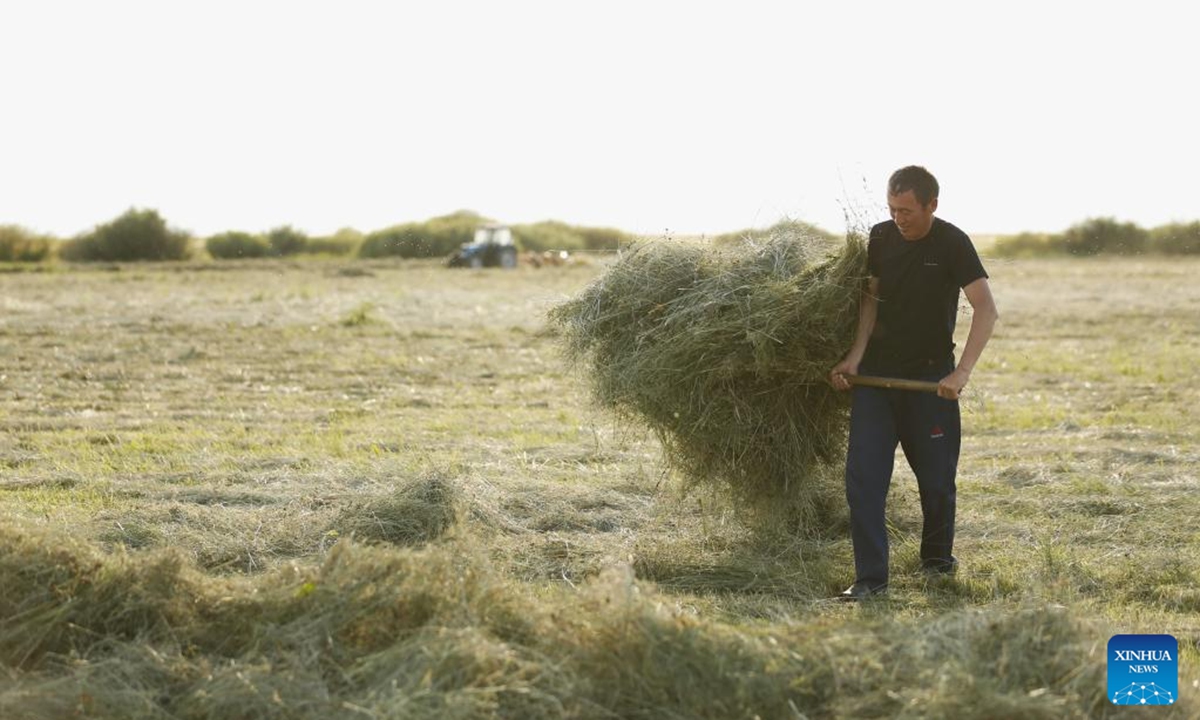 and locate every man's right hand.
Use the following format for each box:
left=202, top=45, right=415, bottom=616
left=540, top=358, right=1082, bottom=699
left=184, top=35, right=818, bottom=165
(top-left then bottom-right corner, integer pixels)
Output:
left=830, top=358, right=859, bottom=391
